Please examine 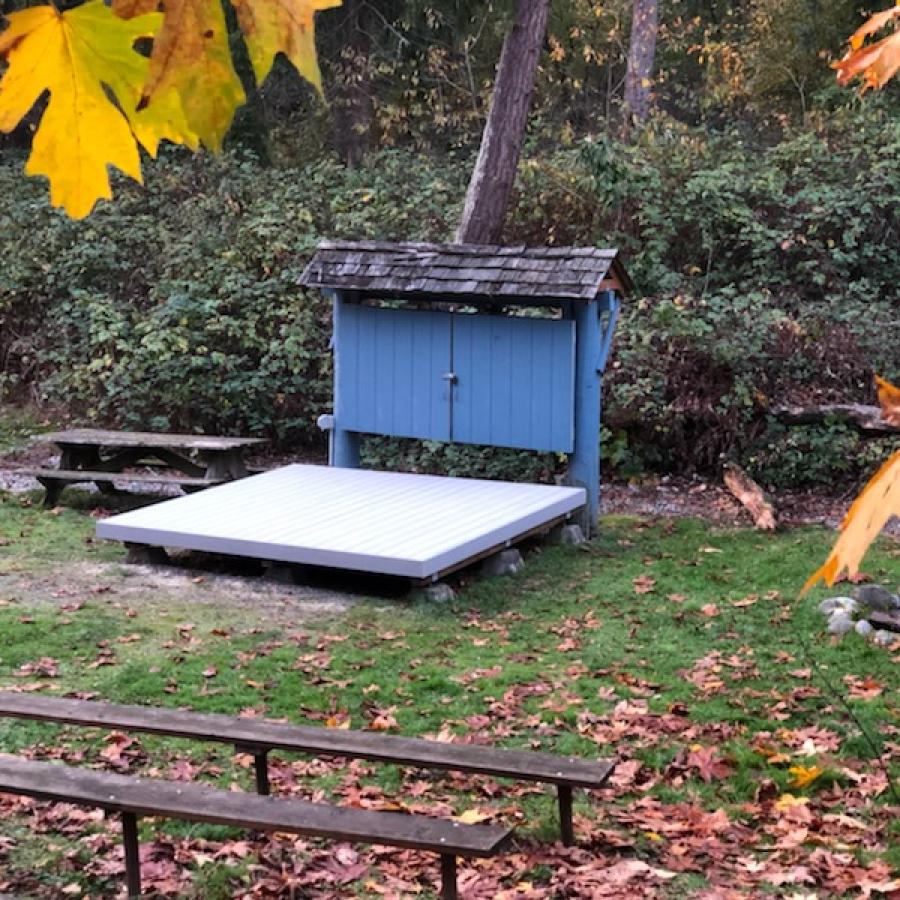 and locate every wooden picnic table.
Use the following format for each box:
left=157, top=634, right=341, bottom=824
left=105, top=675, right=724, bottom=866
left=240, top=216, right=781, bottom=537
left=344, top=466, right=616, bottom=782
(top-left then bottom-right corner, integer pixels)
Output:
left=28, top=428, right=266, bottom=506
